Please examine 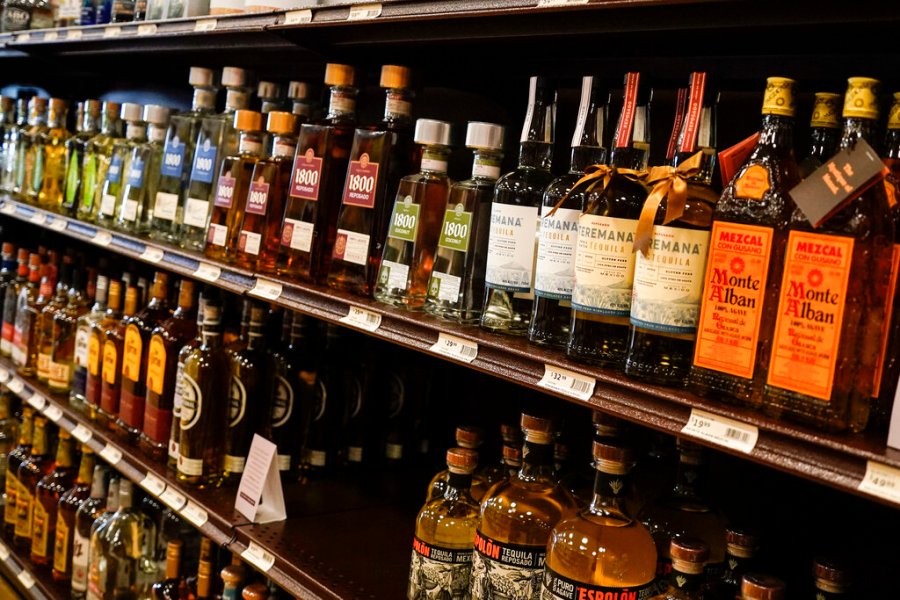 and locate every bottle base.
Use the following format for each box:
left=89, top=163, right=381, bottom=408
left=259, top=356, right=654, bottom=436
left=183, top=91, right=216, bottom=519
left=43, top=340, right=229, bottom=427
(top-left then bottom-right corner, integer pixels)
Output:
left=688, top=366, right=762, bottom=409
